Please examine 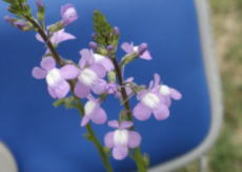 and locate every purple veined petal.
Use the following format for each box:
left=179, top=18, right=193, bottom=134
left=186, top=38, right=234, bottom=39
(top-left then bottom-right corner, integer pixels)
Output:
left=133, top=103, right=152, bottom=121
left=170, top=88, right=182, bottom=100
left=51, top=29, right=76, bottom=45
left=108, top=120, right=120, bottom=128
left=112, top=146, right=129, bottom=160
left=89, top=64, right=106, bottom=78
left=128, top=131, right=141, bottom=148
left=81, top=116, right=90, bottom=127
left=140, top=50, right=152, bottom=60
left=120, top=121, right=133, bottom=129
left=51, top=80, right=70, bottom=99
left=35, top=33, right=44, bottom=43
left=104, top=132, right=114, bottom=148
left=91, top=107, right=107, bottom=125
left=60, top=64, right=80, bottom=79
left=40, top=57, right=56, bottom=71
left=91, top=79, right=107, bottom=95
left=153, top=104, right=170, bottom=120
left=74, top=81, right=90, bottom=98
left=121, top=42, right=133, bottom=53
left=32, top=67, right=47, bottom=79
